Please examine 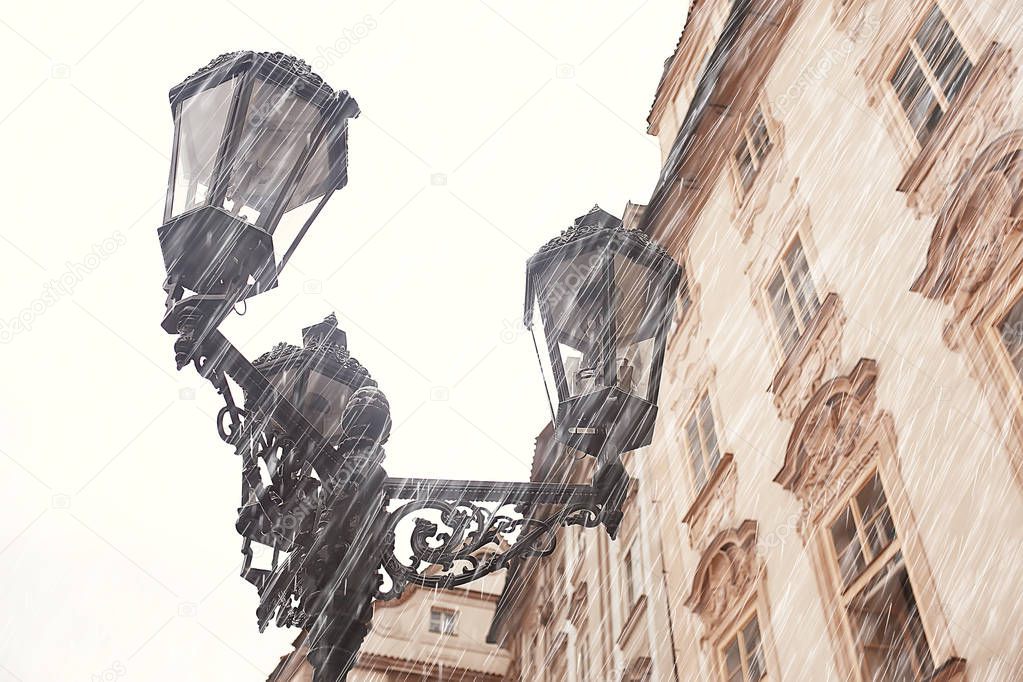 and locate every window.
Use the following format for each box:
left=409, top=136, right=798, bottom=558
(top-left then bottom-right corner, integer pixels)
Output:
left=829, top=473, right=934, bottom=680
left=625, top=656, right=653, bottom=682
left=624, top=543, right=642, bottom=607
left=733, top=106, right=773, bottom=195
left=767, top=236, right=821, bottom=354
left=678, top=265, right=693, bottom=319
left=669, top=265, right=694, bottom=337
left=719, top=613, right=766, bottom=682
left=998, top=293, right=1023, bottom=381
left=890, top=3, right=972, bottom=144
left=428, top=607, right=457, bottom=635
left=577, top=634, right=590, bottom=681
left=682, top=391, right=722, bottom=492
